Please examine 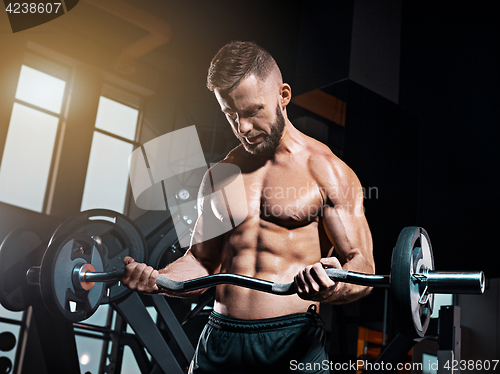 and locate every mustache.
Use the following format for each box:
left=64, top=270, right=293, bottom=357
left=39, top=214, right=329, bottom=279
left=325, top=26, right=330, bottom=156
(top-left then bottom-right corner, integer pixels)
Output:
left=241, top=132, right=263, bottom=139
